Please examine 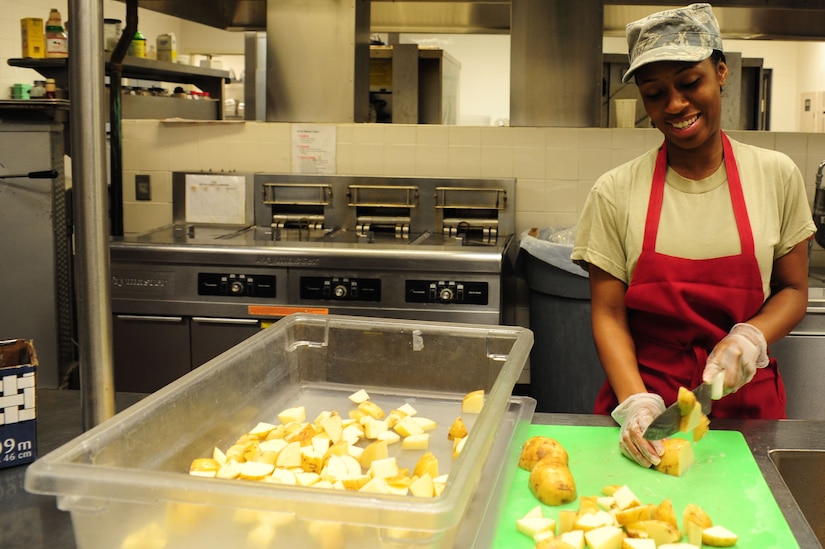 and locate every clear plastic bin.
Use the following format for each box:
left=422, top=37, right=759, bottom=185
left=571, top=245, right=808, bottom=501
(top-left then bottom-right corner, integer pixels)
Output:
left=25, top=314, right=533, bottom=549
